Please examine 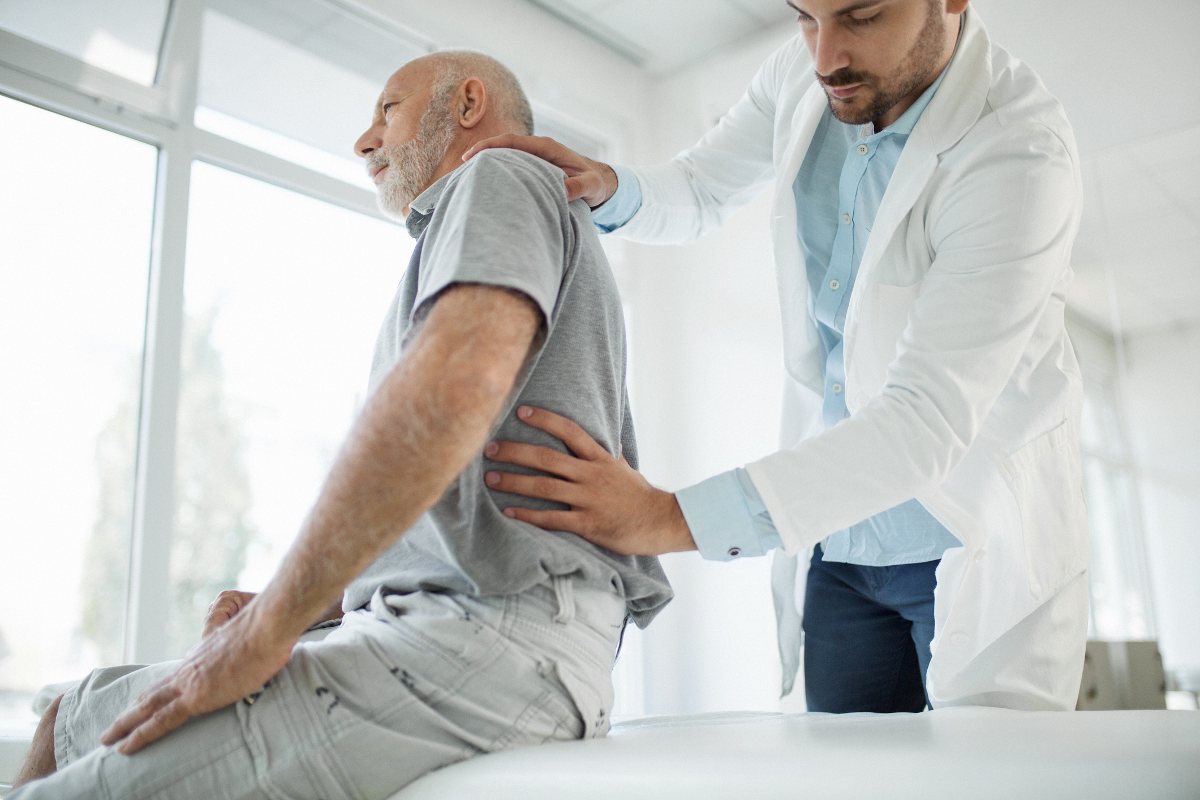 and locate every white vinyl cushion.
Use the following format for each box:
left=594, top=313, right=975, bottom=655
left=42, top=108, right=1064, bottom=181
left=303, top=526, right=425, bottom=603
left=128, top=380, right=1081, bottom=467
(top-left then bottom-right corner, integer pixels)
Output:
left=394, top=708, right=1200, bottom=800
